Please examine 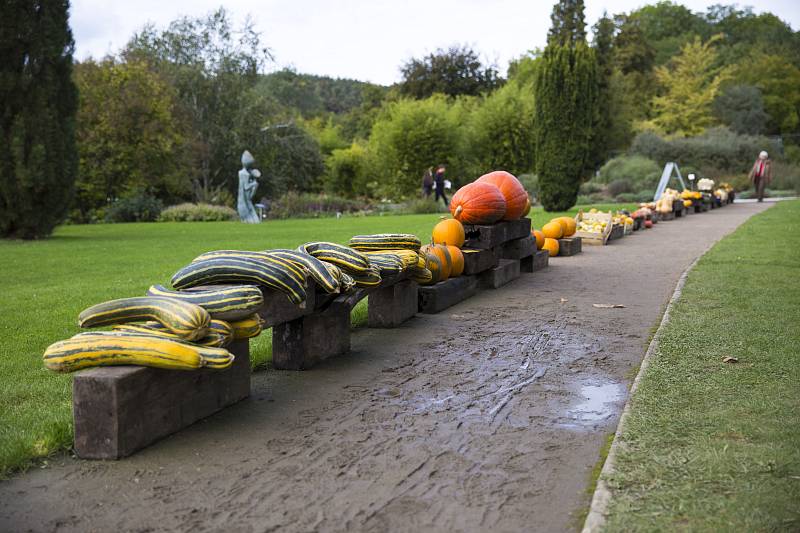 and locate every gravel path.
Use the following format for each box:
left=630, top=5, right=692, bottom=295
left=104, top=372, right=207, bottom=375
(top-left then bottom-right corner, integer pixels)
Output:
left=1, top=203, right=769, bottom=533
